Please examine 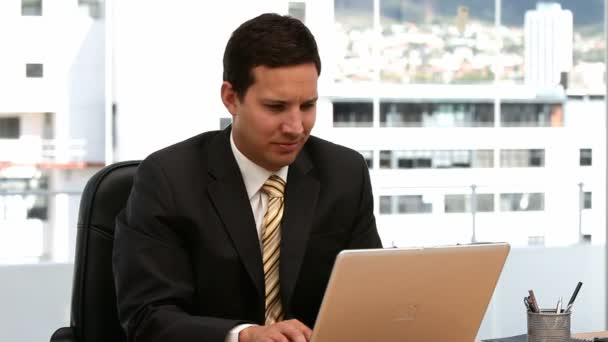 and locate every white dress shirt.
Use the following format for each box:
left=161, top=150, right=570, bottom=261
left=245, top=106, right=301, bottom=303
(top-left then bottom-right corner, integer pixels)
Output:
left=225, top=132, right=289, bottom=342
